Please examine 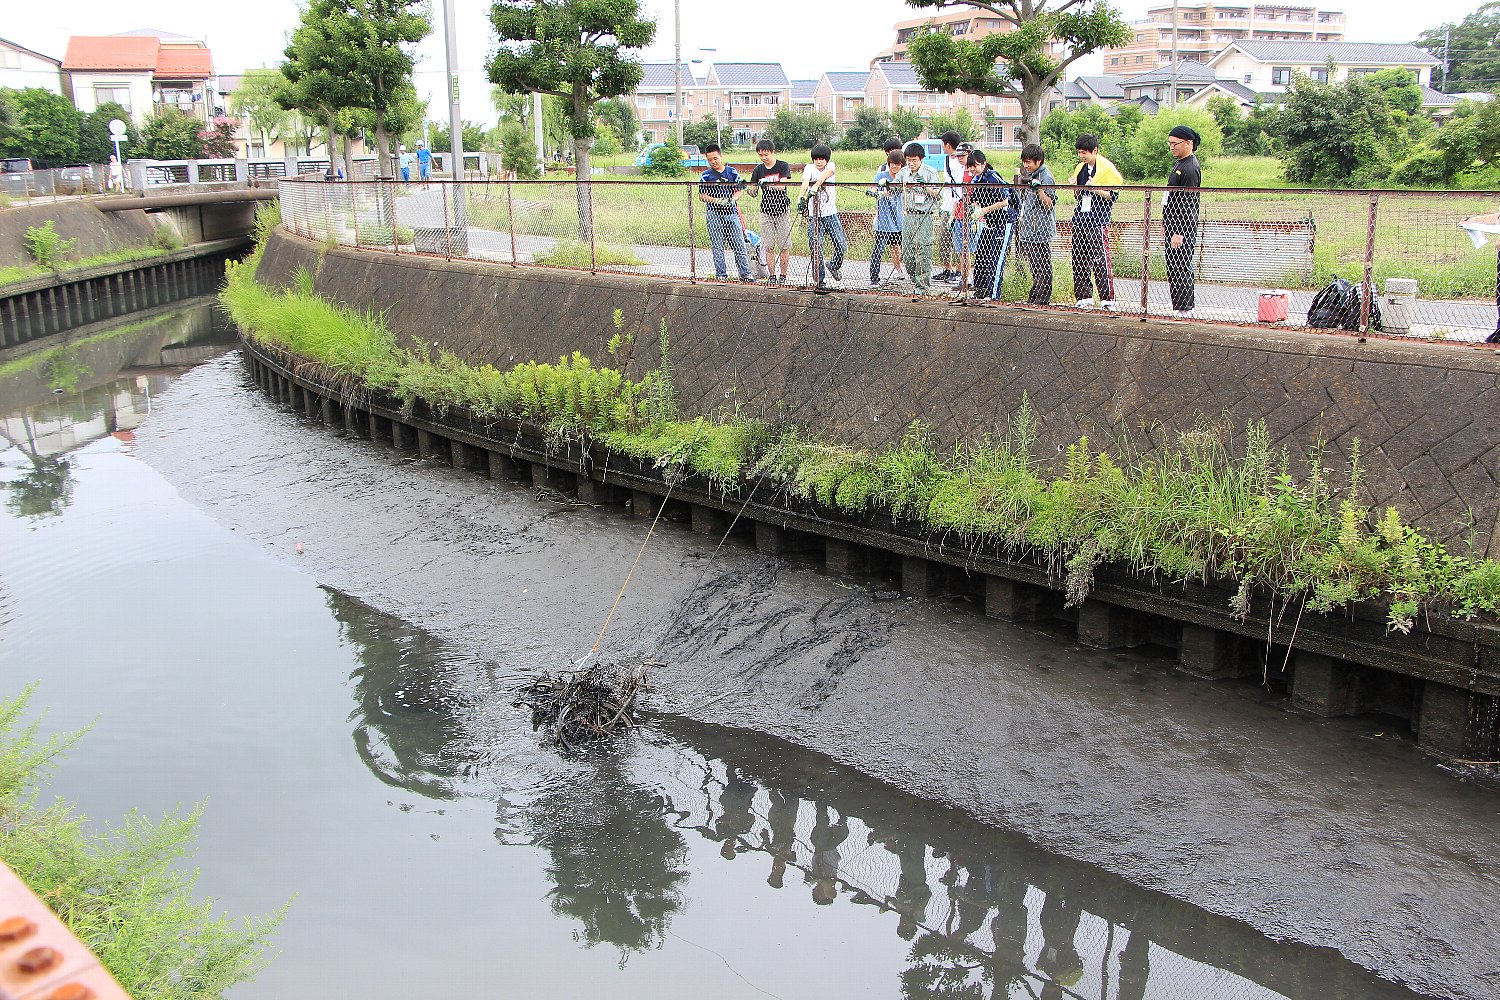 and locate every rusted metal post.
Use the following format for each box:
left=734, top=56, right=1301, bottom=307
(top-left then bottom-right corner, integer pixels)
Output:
left=391, top=179, right=401, bottom=254
left=685, top=181, right=697, bottom=283
left=1140, top=187, right=1153, bottom=319
left=442, top=180, right=453, bottom=260
left=506, top=178, right=518, bottom=265
left=351, top=181, right=362, bottom=249
left=1361, top=191, right=1378, bottom=331
left=587, top=178, right=598, bottom=272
